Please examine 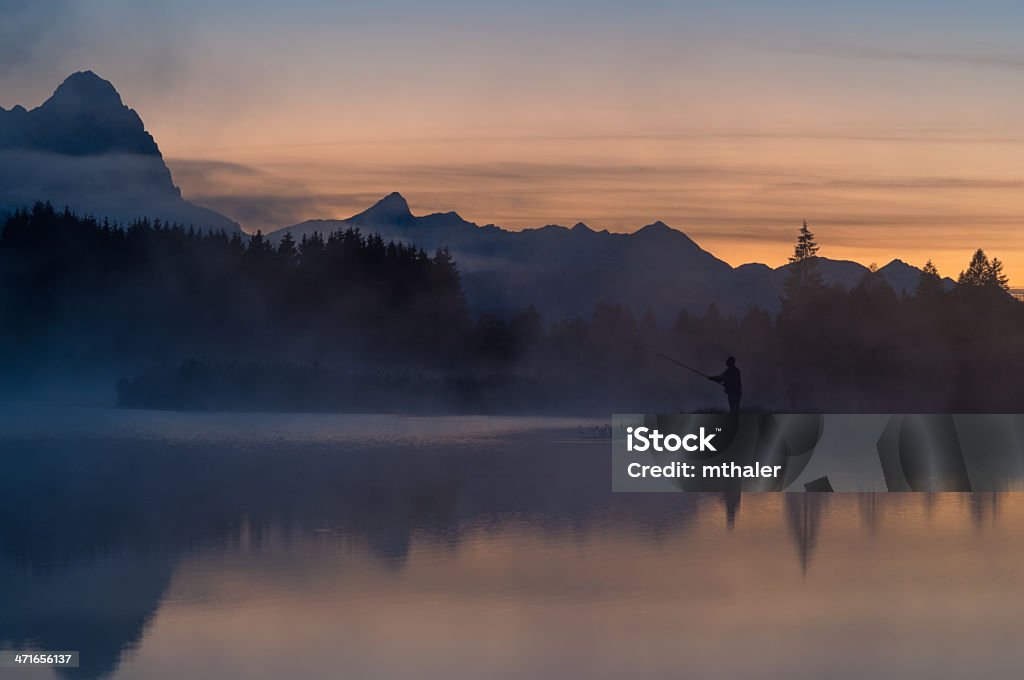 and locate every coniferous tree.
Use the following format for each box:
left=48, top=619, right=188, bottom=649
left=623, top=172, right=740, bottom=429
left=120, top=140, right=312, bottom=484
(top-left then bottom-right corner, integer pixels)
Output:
left=915, top=259, right=944, bottom=299
left=277, top=231, right=297, bottom=268
left=988, top=257, right=1010, bottom=292
left=510, top=305, right=545, bottom=357
left=778, top=220, right=828, bottom=409
left=639, top=308, right=658, bottom=342
left=791, top=220, right=820, bottom=261
left=958, top=249, right=1010, bottom=291
left=959, top=249, right=990, bottom=287
left=783, top=220, right=825, bottom=304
